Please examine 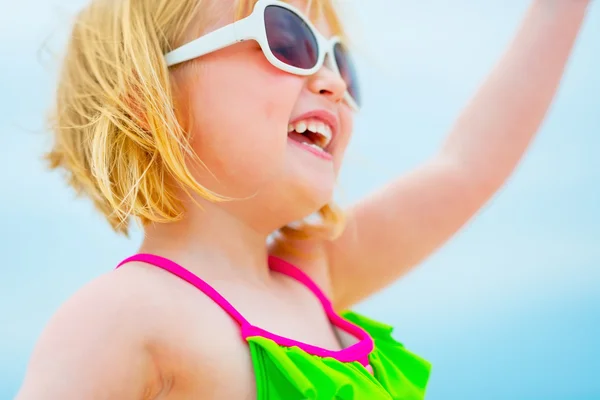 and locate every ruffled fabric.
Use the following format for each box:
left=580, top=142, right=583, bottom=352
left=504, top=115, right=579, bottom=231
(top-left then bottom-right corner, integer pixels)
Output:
left=342, top=311, right=431, bottom=399
left=247, top=311, right=431, bottom=399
